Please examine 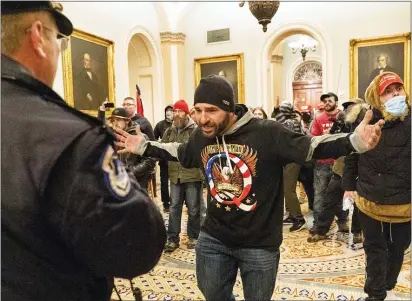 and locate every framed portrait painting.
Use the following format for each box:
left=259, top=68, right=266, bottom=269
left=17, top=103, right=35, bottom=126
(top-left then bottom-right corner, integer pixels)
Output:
left=62, top=29, right=115, bottom=116
left=350, top=32, right=411, bottom=99
left=194, top=53, right=245, bottom=104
